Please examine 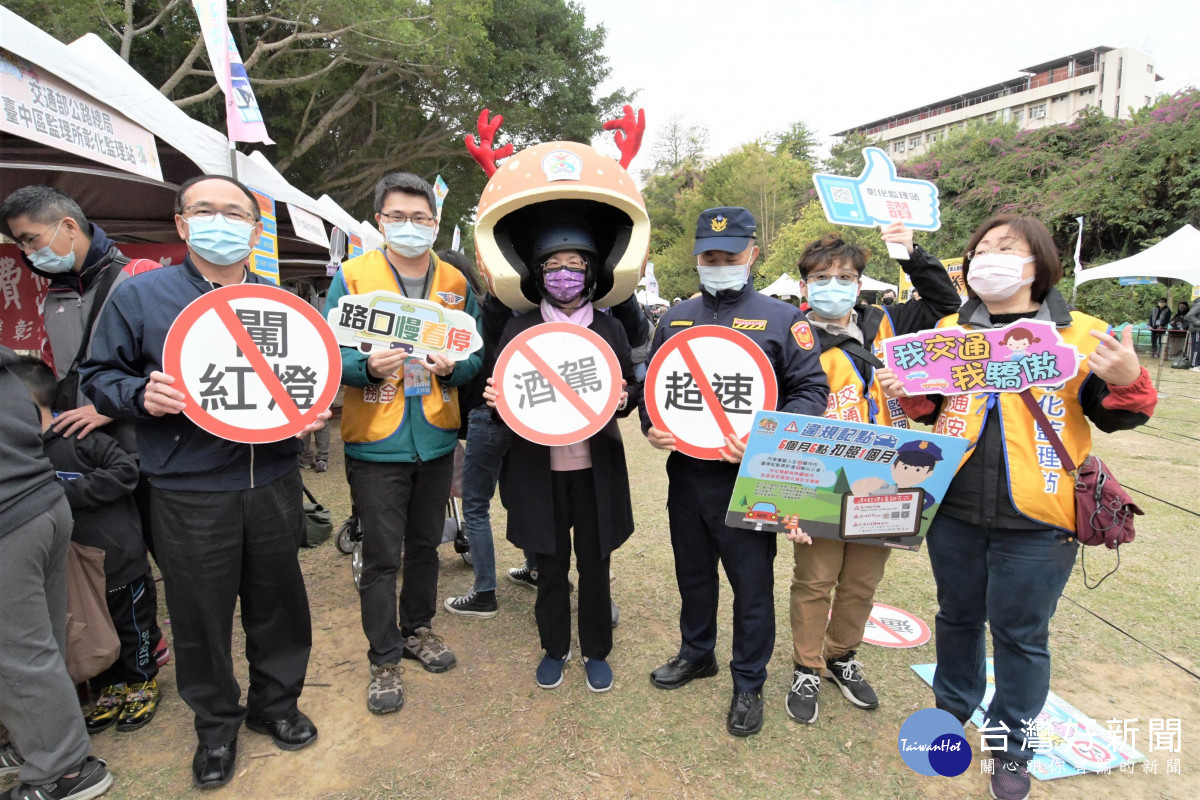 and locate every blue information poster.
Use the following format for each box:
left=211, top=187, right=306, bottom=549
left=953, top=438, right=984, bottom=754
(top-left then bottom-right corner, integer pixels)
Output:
left=725, top=411, right=969, bottom=550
